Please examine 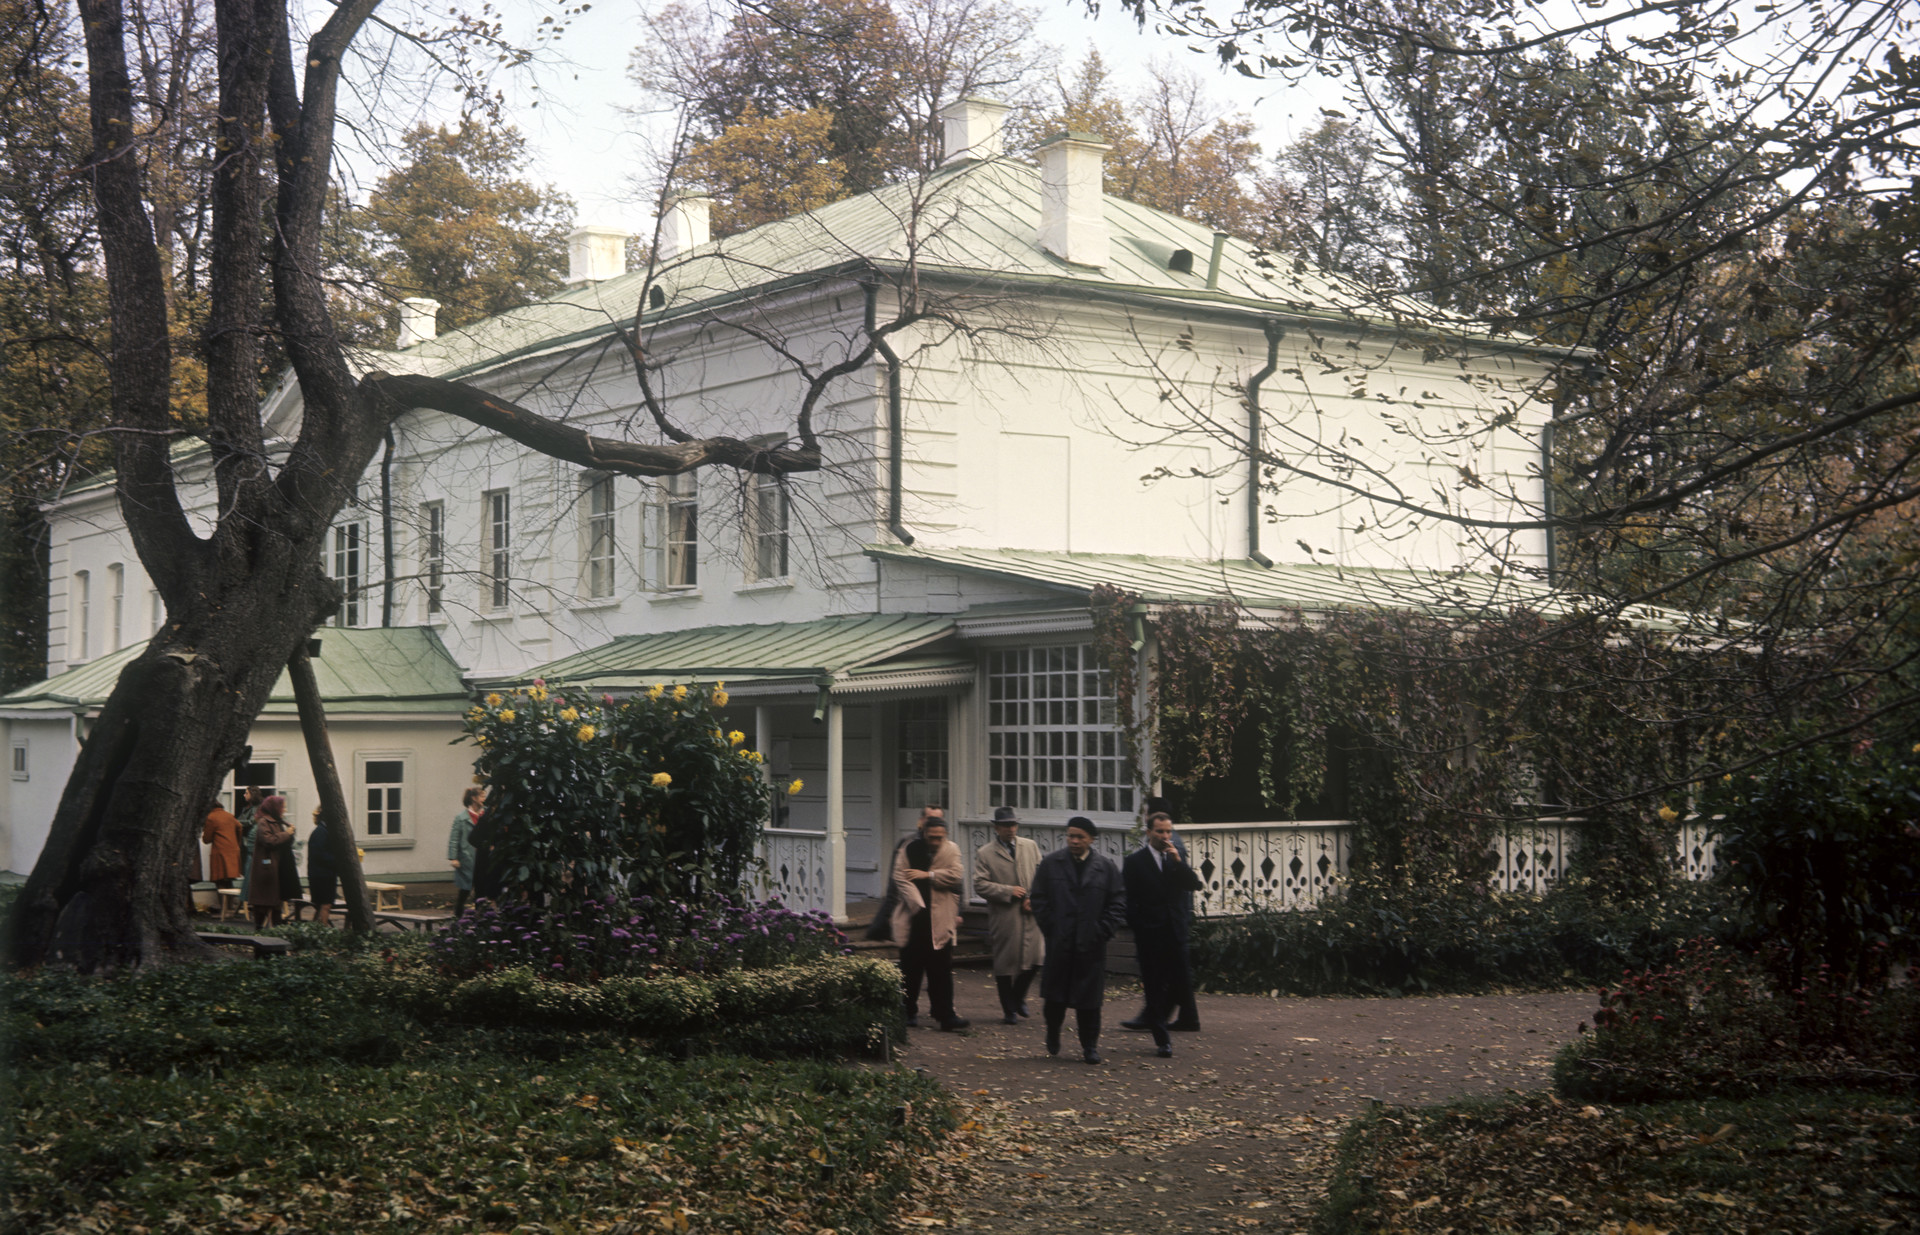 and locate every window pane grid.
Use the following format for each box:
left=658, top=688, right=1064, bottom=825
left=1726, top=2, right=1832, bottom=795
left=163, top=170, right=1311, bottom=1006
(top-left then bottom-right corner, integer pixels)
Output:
left=664, top=473, right=697, bottom=588
left=585, top=477, right=615, bottom=597
left=423, top=503, right=444, bottom=614
left=487, top=490, right=511, bottom=609
left=364, top=760, right=404, bottom=836
left=331, top=523, right=362, bottom=627
left=986, top=645, right=1134, bottom=814
left=896, top=697, right=949, bottom=809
